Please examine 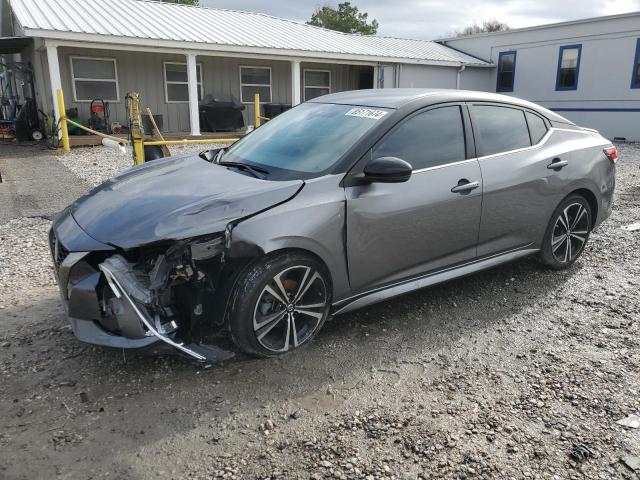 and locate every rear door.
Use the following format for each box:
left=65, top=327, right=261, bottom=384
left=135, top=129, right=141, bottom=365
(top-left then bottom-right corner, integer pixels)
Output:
left=469, top=104, right=566, bottom=256
left=345, top=104, right=483, bottom=293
